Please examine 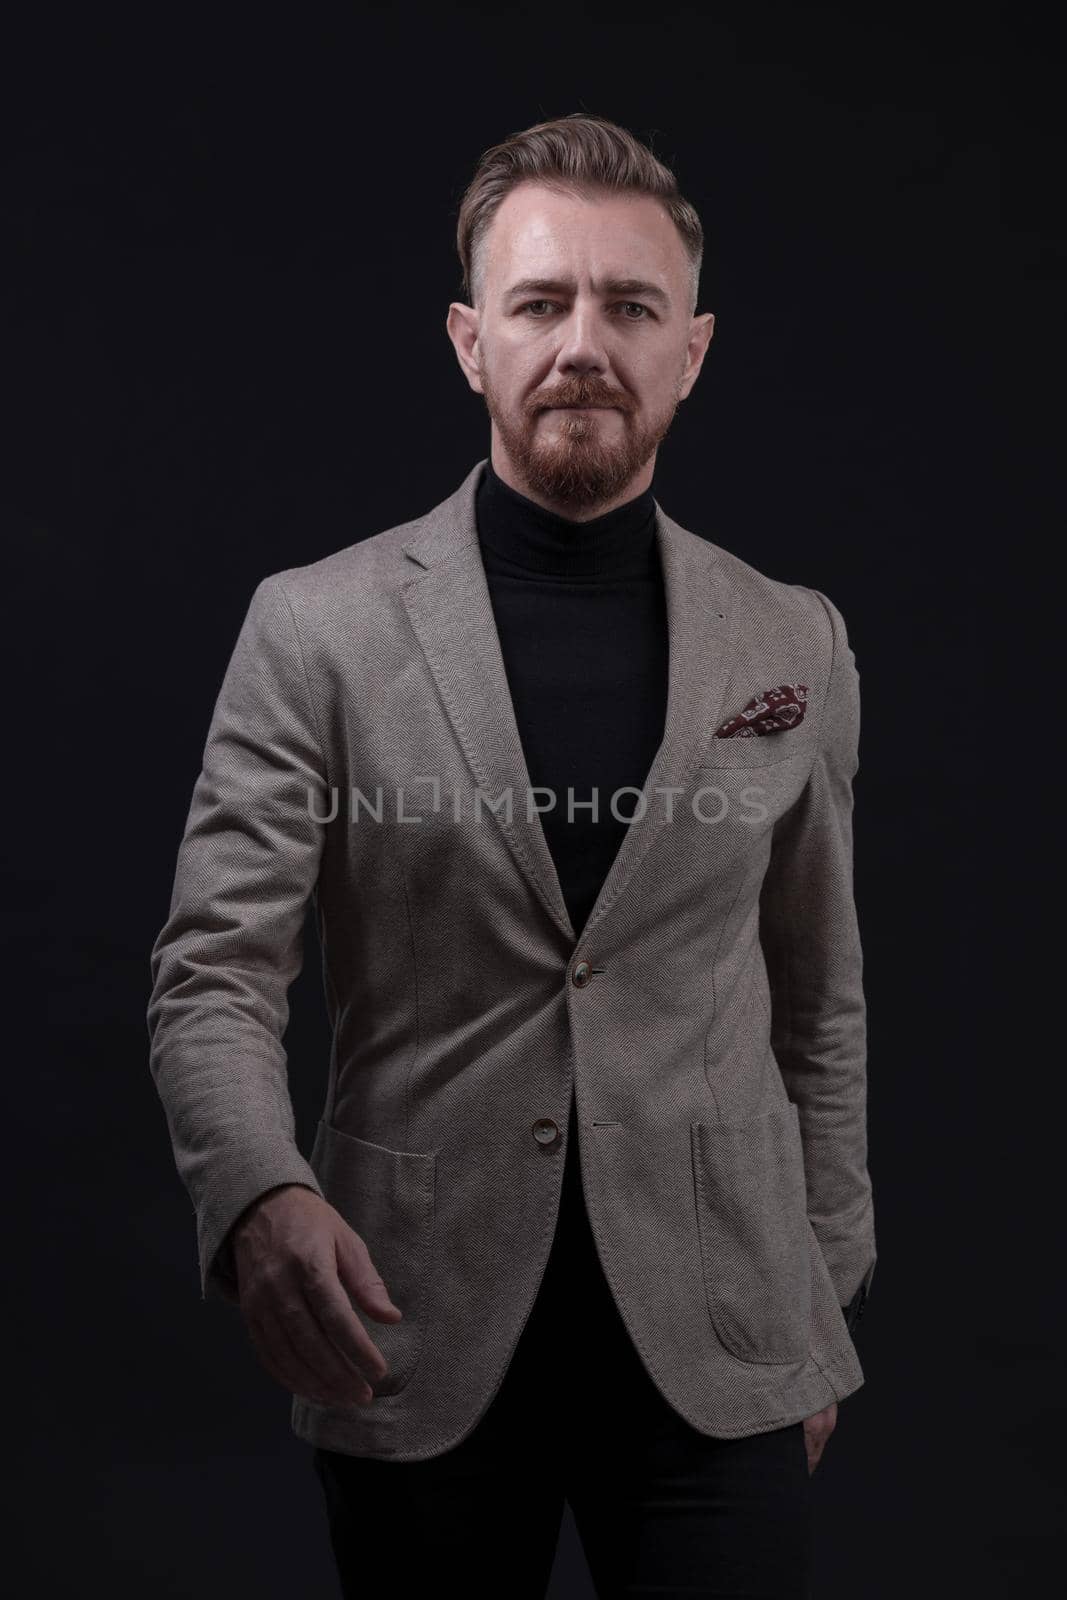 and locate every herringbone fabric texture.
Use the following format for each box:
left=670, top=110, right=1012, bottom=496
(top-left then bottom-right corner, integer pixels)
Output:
left=146, top=457, right=876, bottom=1460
